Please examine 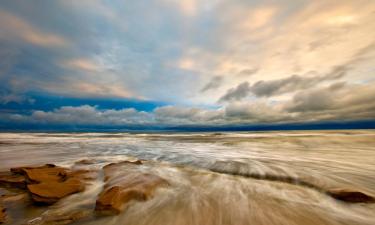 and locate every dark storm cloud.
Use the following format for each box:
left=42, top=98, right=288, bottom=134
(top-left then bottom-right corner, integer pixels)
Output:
left=249, top=72, right=344, bottom=97
left=284, top=82, right=375, bottom=121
